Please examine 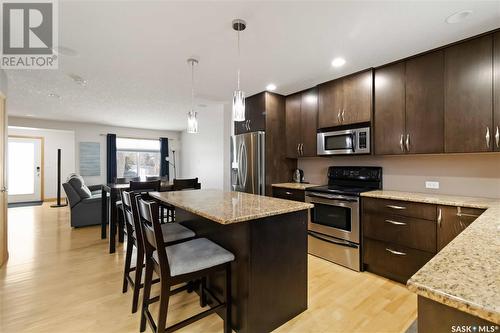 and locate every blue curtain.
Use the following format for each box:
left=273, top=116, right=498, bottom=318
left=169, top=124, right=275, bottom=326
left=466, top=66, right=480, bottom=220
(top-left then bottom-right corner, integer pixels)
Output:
left=106, top=134, right=117, bottom=183
left=159, top=137, right=169, bottom=179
